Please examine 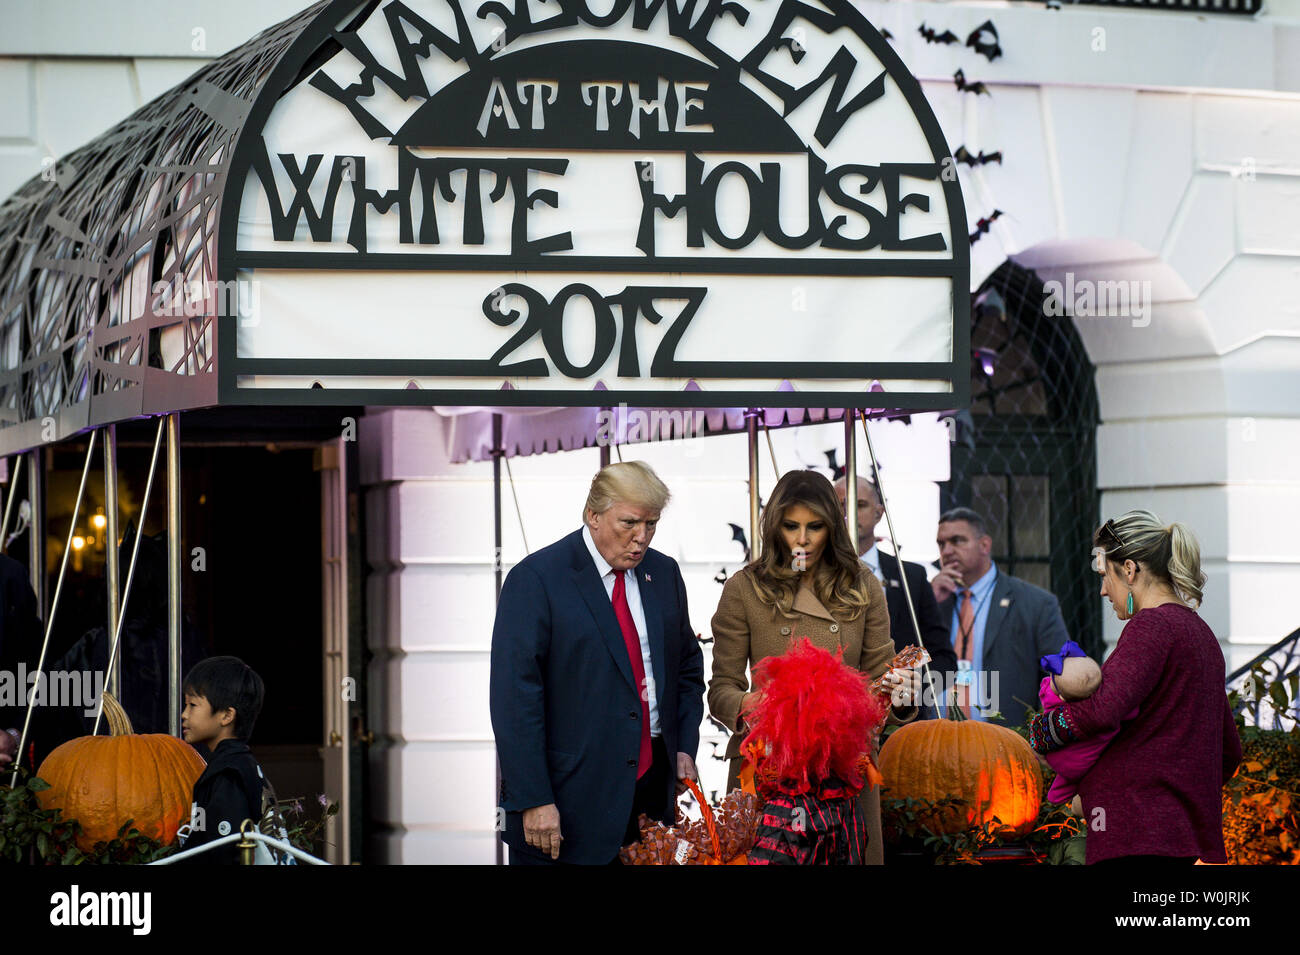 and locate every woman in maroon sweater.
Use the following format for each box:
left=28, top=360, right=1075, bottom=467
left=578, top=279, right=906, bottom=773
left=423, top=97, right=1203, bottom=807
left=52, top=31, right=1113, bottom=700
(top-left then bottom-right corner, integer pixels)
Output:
left=1029, top=510, right=1241, bottom=864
